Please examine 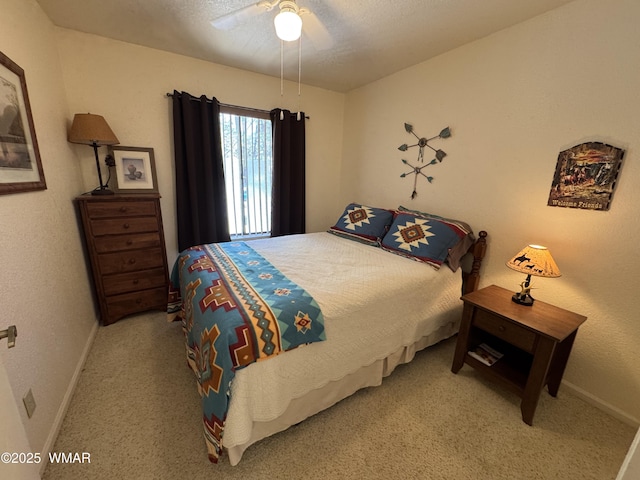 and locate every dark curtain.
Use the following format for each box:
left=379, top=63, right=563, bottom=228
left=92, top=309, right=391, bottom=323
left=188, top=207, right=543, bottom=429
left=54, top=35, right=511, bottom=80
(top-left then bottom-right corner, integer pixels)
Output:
left=270, top=109, right=306, bottom=237
left=172, top=90, right=230, bottom=251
